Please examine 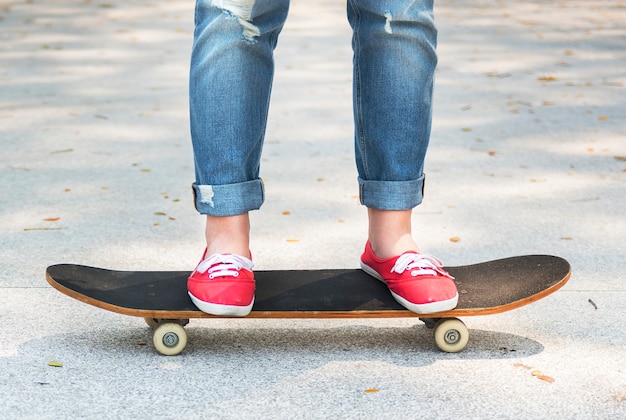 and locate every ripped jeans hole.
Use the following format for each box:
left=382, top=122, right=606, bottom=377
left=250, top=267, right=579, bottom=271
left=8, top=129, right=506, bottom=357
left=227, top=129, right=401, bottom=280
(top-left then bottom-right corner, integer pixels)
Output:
left=384, top=11, right=393, bottom=34
left=213, top=0, right=260, bottom=42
